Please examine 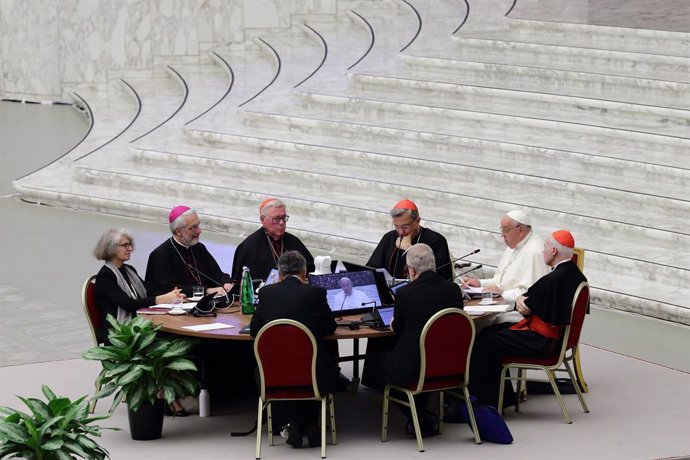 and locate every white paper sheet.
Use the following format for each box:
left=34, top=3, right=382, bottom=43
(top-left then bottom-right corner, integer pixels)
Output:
left=182, top=323, right=234, bottom=332
left=464, top=304, right=512, bottom=315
